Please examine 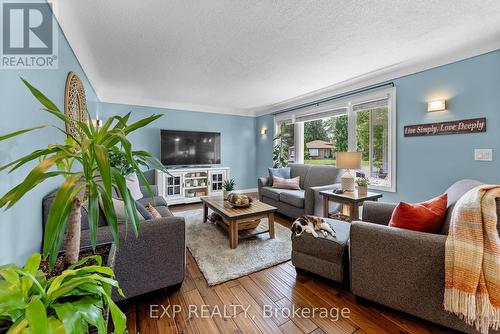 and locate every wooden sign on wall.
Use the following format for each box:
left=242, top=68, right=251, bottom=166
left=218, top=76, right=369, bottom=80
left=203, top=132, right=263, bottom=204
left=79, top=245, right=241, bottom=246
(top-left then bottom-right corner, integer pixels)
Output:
left=404, top=117, right=486, bottom=137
